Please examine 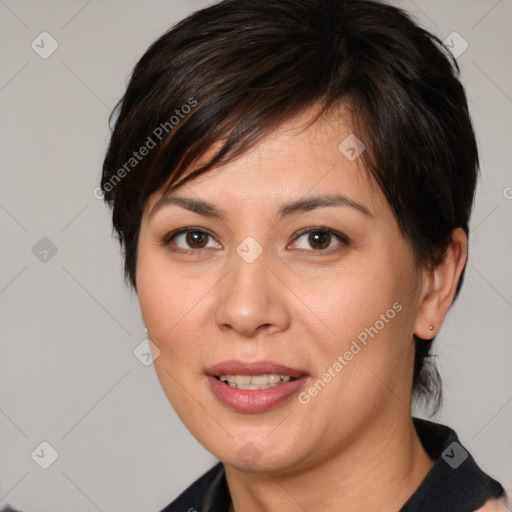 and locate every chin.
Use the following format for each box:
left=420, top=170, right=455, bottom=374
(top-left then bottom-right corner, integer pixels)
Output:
left=206, top=428, right=307, bottom=474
